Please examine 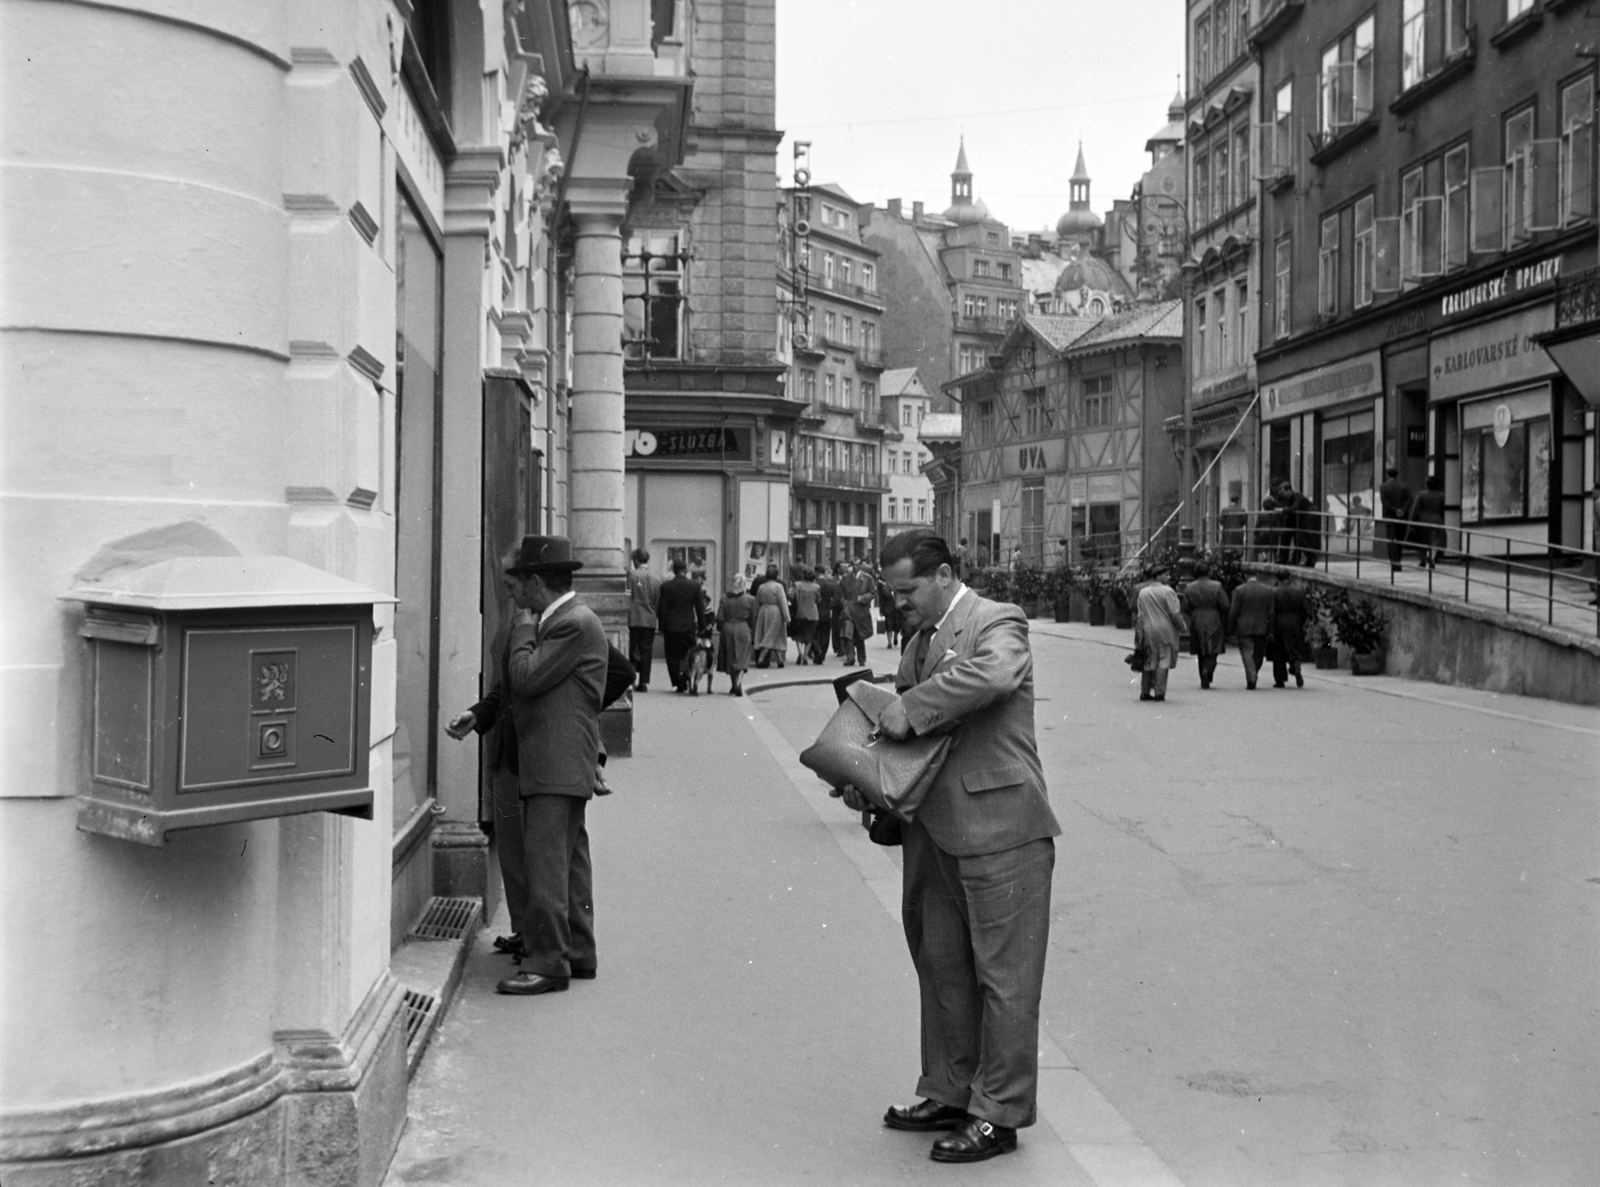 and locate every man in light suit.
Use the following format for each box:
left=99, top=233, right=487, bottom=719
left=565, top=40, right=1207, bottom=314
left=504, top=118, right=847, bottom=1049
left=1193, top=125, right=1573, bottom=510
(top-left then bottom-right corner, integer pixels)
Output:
left=835, top=528, right=1060, bottom=1164
left=447, top=535, right=608, bottom=995
left=1227, top=571, right=1277, bottom=690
